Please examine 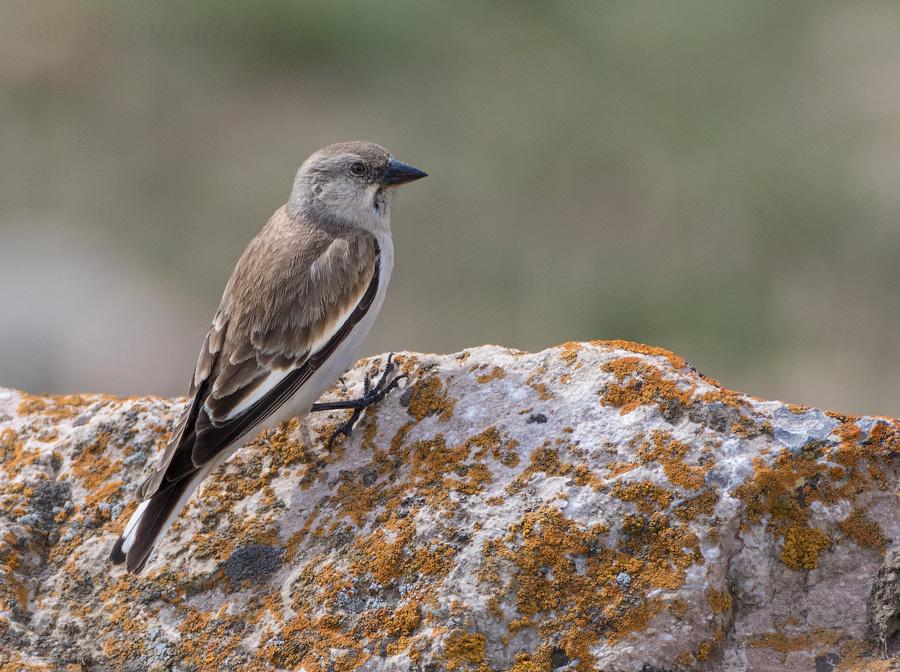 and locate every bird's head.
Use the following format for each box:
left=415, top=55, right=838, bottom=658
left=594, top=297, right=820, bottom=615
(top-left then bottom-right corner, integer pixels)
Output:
left=289, top=141, right=427, bottom=231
